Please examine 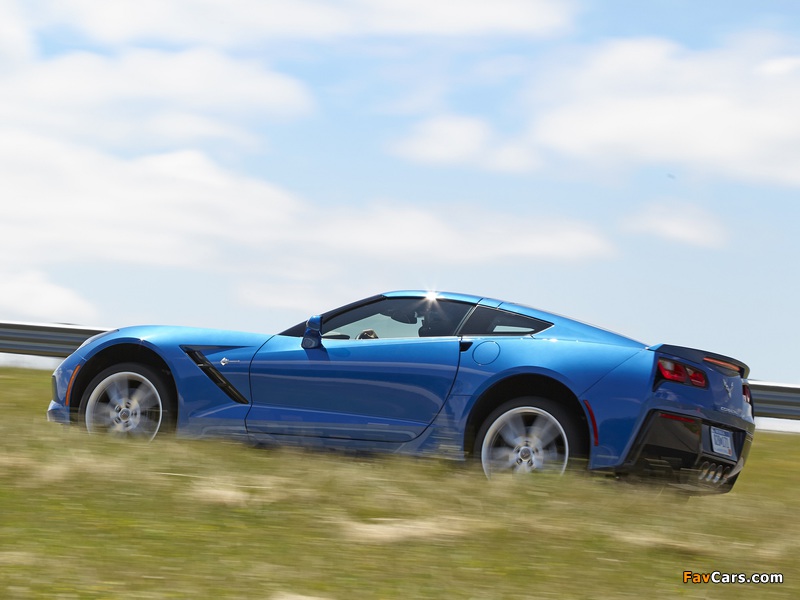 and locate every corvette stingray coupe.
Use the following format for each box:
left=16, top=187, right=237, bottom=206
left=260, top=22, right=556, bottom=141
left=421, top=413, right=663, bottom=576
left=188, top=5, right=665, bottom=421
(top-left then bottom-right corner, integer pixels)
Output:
left=47, top=290, right=754, bottom=493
